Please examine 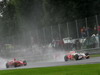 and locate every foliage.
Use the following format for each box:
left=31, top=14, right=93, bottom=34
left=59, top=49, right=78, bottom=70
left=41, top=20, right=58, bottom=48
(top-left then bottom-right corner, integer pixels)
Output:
left=1, top=0, right=100, bottom=45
